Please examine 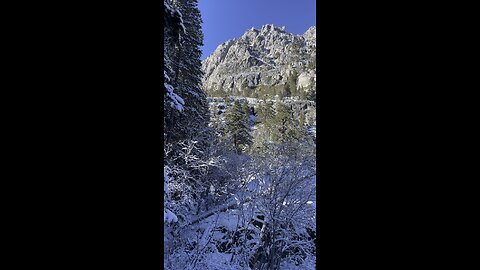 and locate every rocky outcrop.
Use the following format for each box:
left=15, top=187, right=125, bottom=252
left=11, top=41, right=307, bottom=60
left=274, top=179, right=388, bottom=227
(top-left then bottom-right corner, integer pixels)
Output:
left=202, top=24, right=316, bottom=99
